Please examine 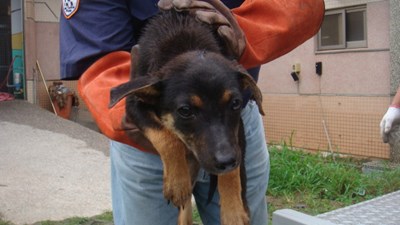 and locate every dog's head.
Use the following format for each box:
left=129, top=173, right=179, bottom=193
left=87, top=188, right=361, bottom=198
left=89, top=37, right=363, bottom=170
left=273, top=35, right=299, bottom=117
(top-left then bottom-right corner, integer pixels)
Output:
left=110, top=50, right=263, bottom=174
